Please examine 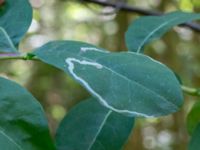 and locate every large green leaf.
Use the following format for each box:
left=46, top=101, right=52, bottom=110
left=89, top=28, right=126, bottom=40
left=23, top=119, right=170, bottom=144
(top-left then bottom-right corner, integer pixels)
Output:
left=187, top=101, right=200, bottom=135
left=56, top=98, right=134, bottom=150
left=0, top=0, right=32, bottom=52
left=33, top=41, right=183, bottom=117
left=0, top=77, right=55, bottom=150
left=125, top=11, right=200, bottom=53
left=189, top=123, right=200, bottom=150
